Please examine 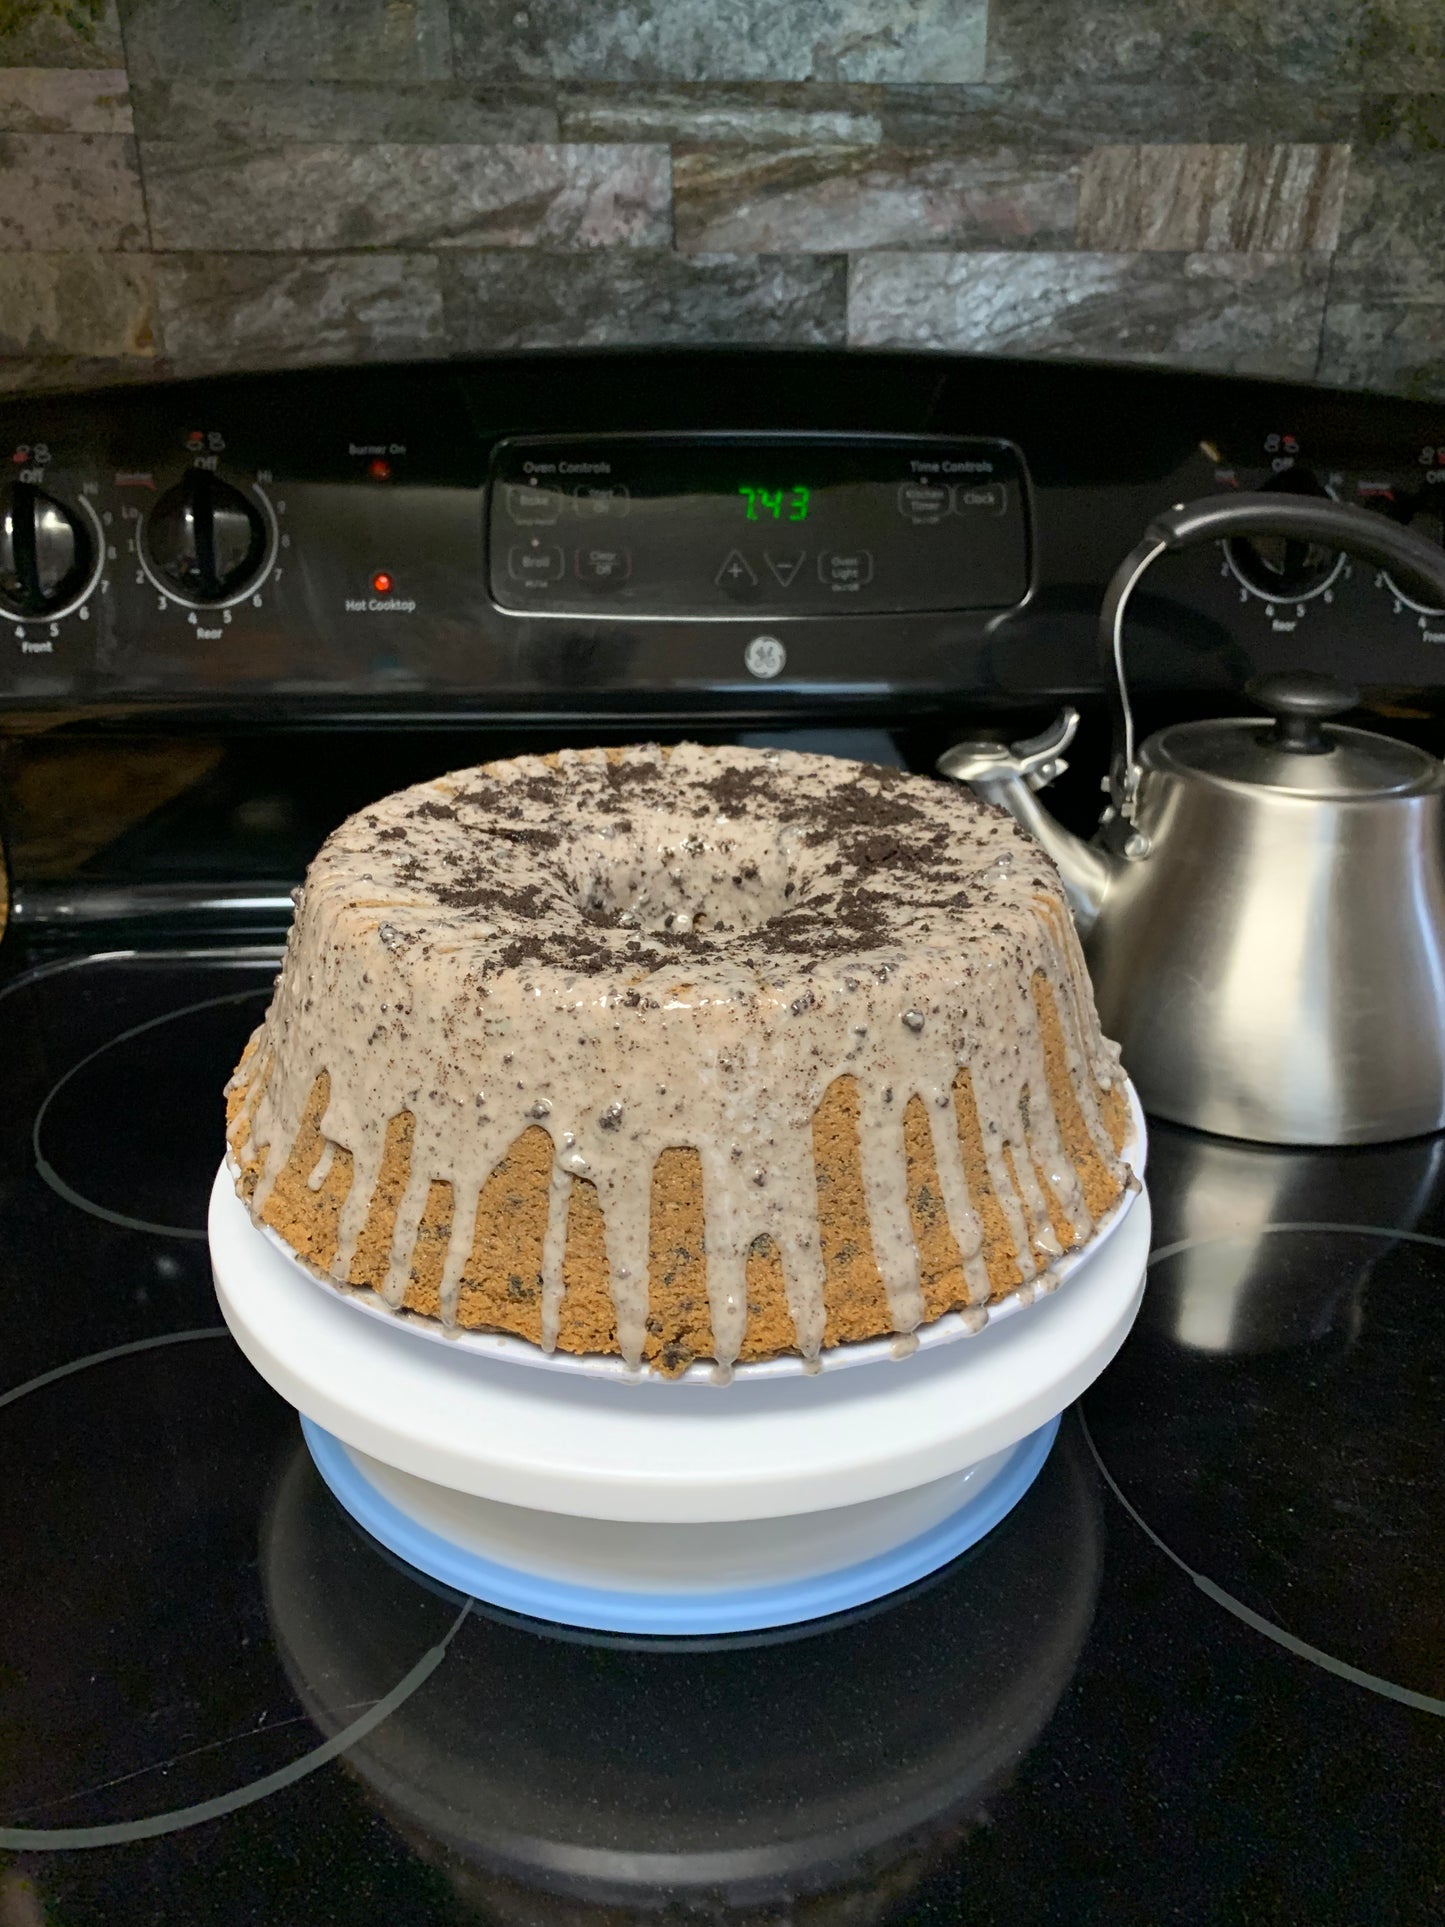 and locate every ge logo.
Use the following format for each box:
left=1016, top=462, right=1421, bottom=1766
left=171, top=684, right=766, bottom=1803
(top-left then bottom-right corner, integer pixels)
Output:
left=744, top=634, right=786, bottom=679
